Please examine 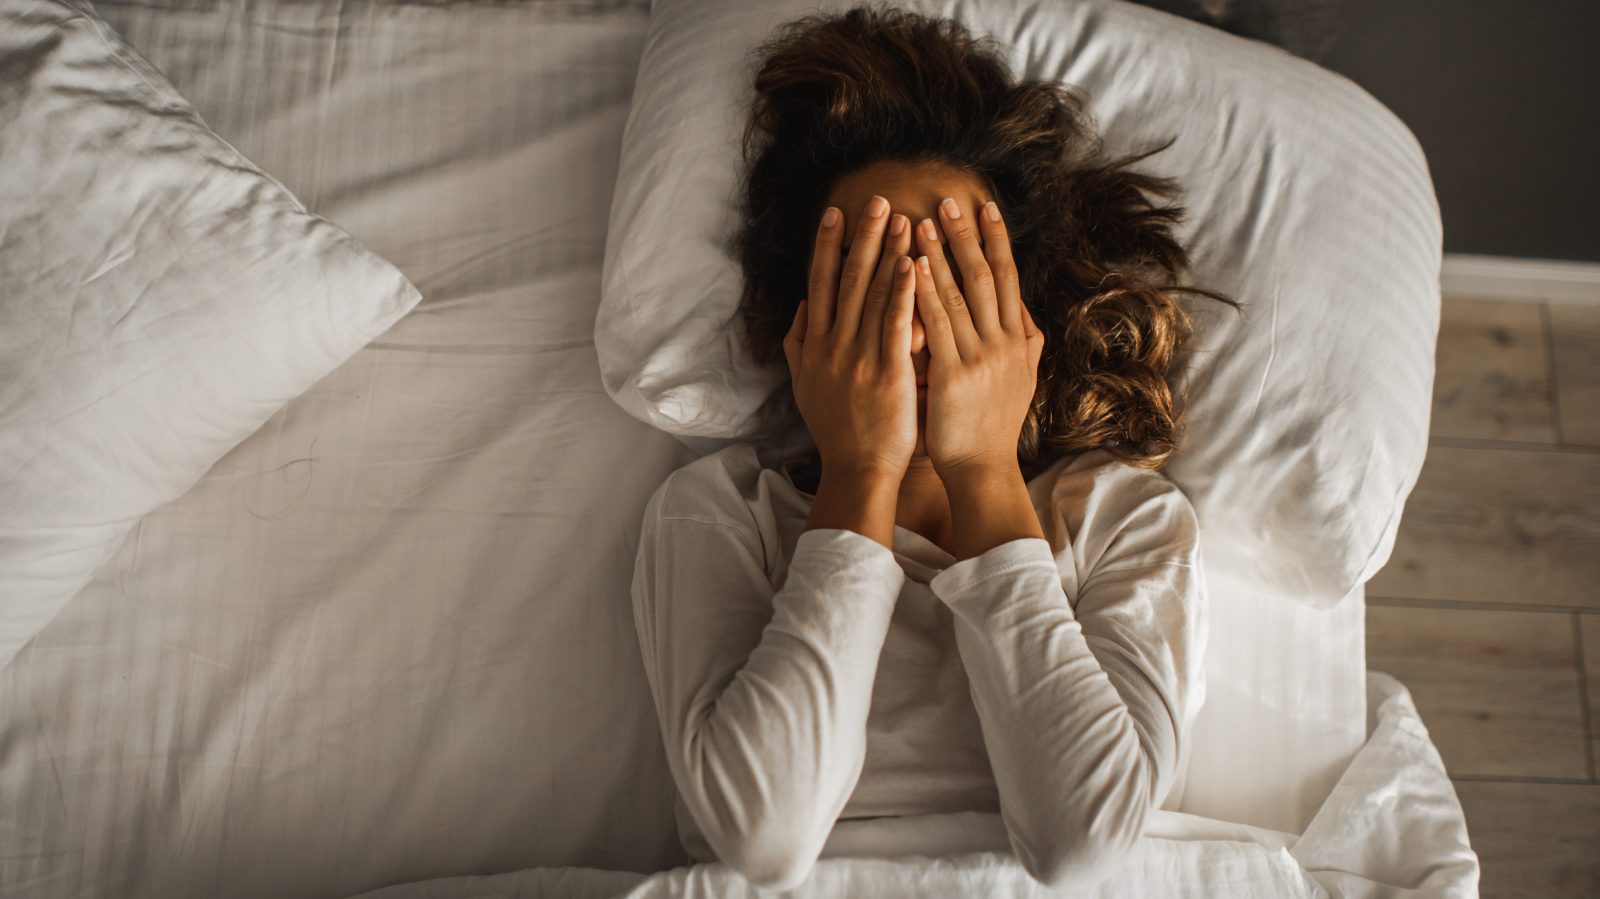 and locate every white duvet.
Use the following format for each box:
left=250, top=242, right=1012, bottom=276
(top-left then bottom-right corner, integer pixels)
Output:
left=0, top=0, right=1476, bottom=896
left=346, top=673, right=1476, bottom=899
